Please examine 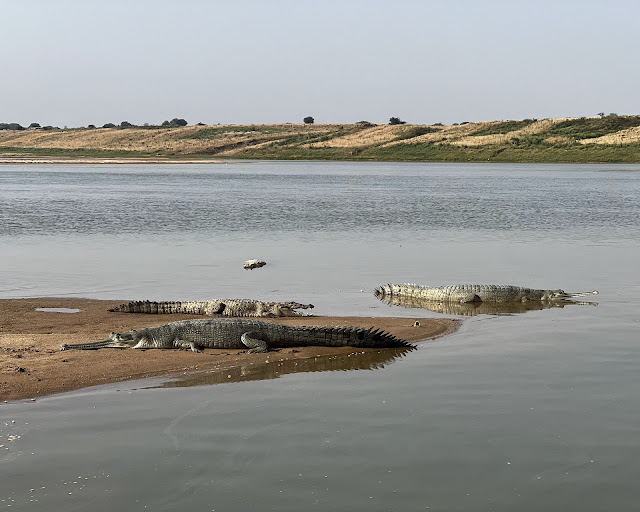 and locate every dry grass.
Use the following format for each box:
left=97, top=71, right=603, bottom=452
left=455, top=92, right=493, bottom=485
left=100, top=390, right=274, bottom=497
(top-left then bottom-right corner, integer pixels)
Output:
left=0, top=125, right=303, bottom=155
left=0, top=126, right=194, bottom=153
left=579, top=126, right=640, bottom=145
left=1, top=118, right=639, bottom=161
left=449, top=118, right=574, bottom=146
left=216, top=139, right=279, bottom=156
left=383, top=122, right=494, bottom=147
left=544, top=136, right=575, bottom=144
left=311, top=125, right=402, bottom=148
